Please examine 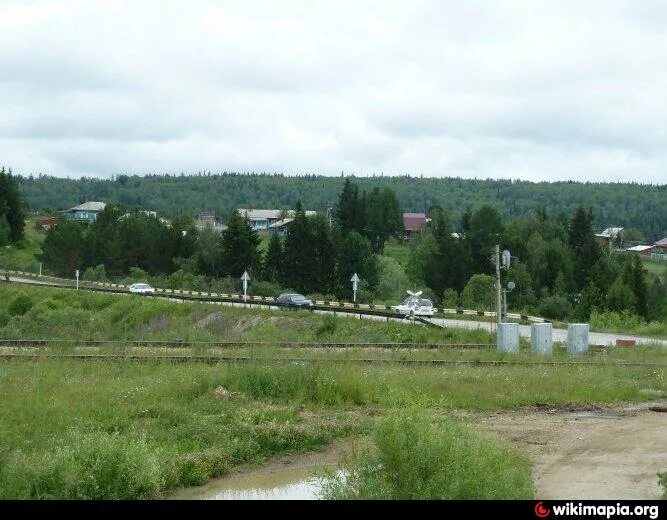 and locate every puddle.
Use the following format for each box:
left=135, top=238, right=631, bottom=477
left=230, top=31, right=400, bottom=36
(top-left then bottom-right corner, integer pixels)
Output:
left=167, top=438, right=364, bottom=500
left=170, top=464, right=341, bottom=500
